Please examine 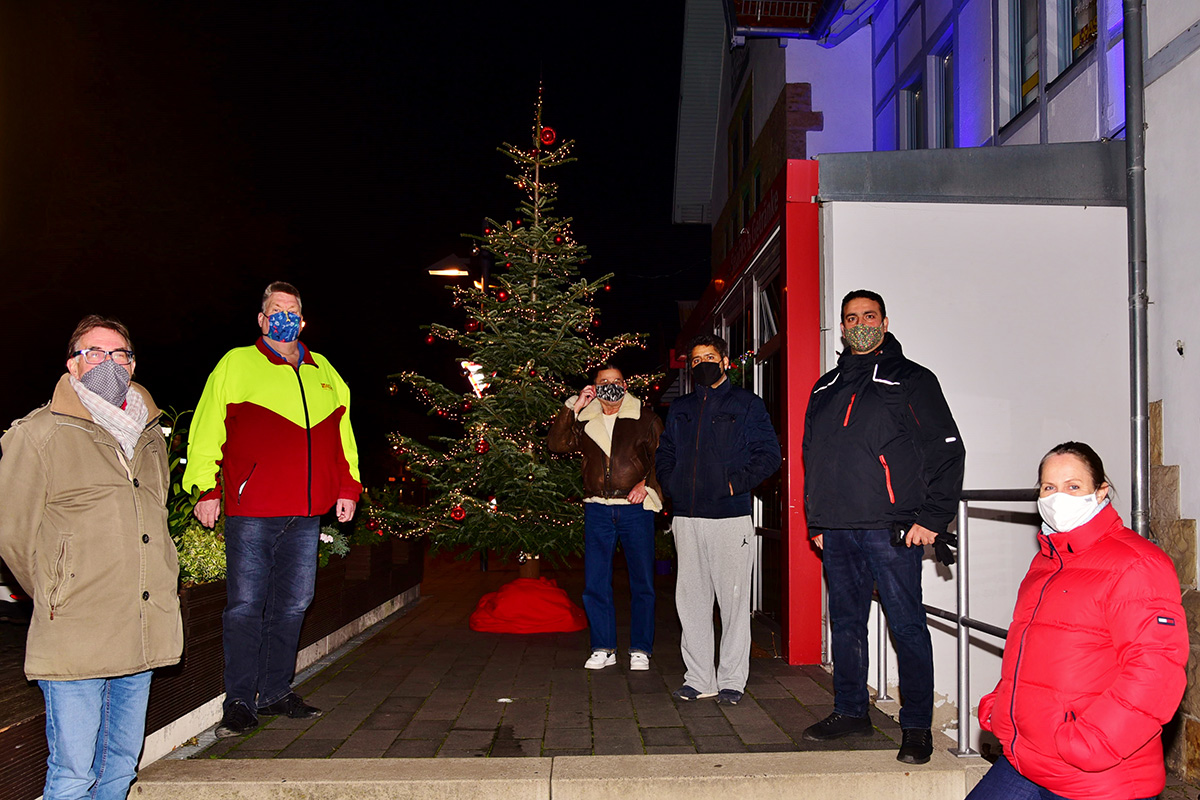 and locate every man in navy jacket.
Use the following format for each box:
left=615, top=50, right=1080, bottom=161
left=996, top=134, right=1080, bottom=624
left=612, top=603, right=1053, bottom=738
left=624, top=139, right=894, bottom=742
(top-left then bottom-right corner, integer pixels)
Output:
left=801, top=290, right=965, bottom=765
left=656, top=334, right=780, bottom=706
